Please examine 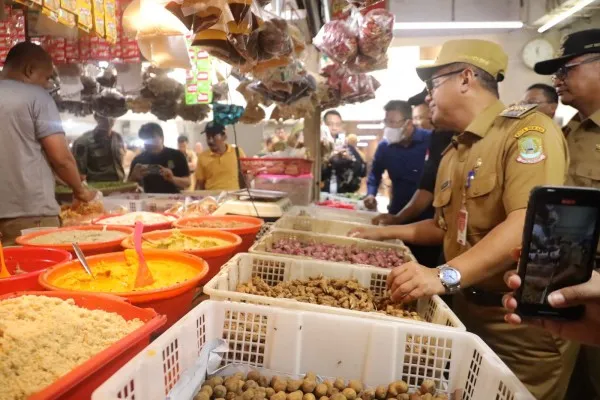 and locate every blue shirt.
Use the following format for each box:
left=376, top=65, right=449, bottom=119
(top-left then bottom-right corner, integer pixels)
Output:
left=367, top=128, right=431, bottom=214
